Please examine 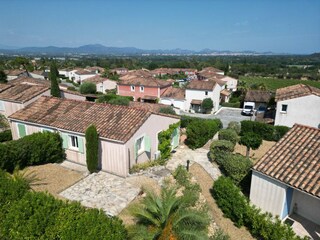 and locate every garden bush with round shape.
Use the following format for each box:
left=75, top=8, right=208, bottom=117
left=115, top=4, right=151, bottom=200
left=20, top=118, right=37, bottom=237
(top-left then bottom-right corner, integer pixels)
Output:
left=79, top=82, right=96, bottom=94
left=218, top=129, right=239, bottom=145
left=209, top=140, right=235, bottom=165
left=221, top=154, right=252, bottom=184
left=227, top=121, right=241, bottom=135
